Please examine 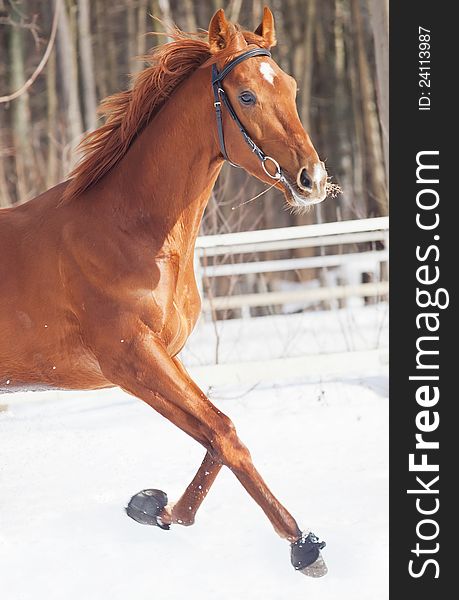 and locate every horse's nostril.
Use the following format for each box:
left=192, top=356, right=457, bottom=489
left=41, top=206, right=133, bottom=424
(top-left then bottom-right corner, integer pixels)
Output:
left=299, top=168, right=312, bottom=190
